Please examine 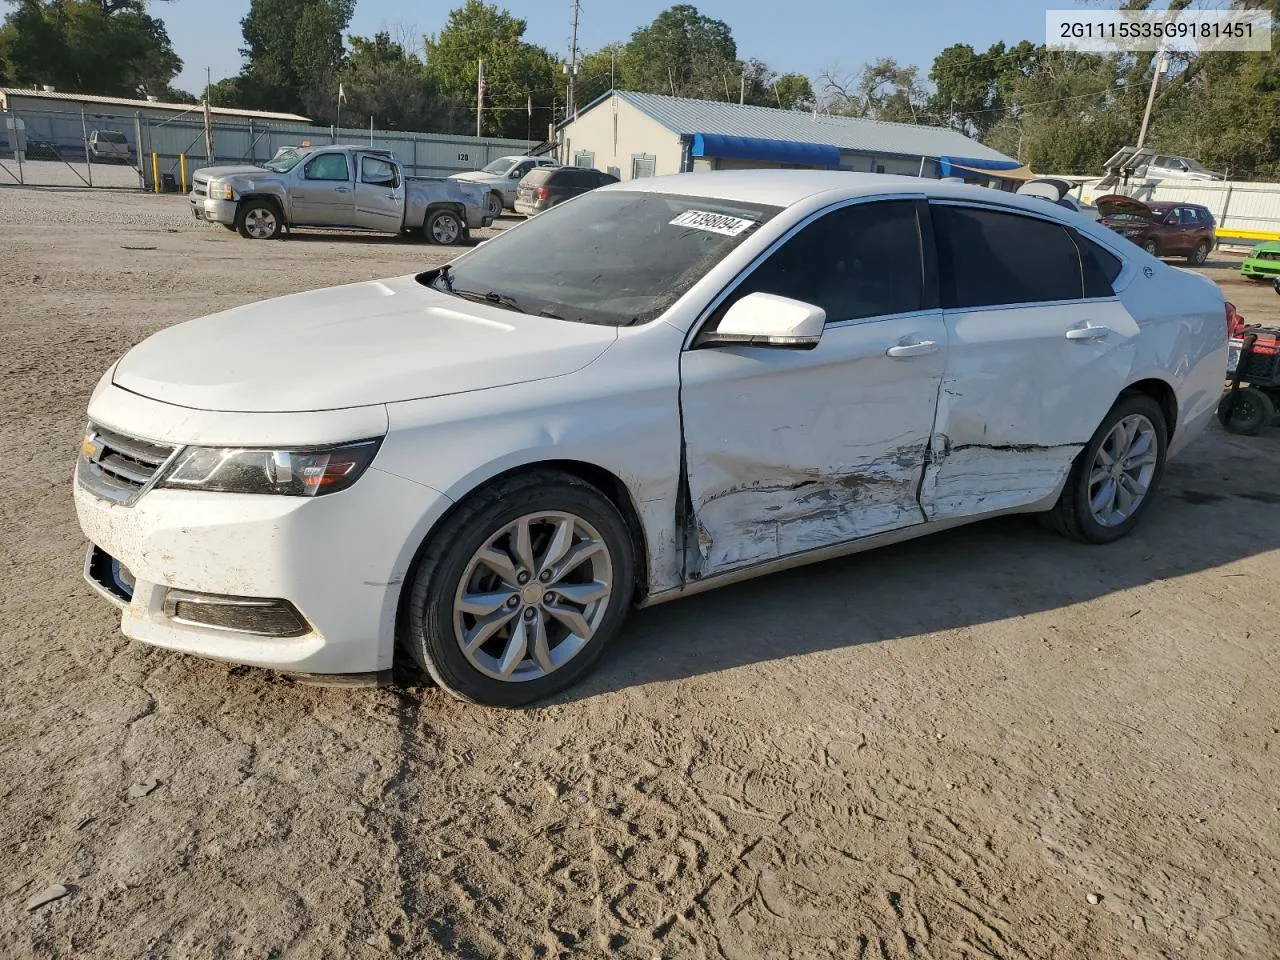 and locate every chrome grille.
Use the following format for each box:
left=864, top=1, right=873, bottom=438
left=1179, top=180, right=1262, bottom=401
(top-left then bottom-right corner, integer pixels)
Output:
left=192, top=177, right=208, bottom=197
left=77, top=423, right=178, bottom=505
left=1257, top=251, right=1280, bottom=262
